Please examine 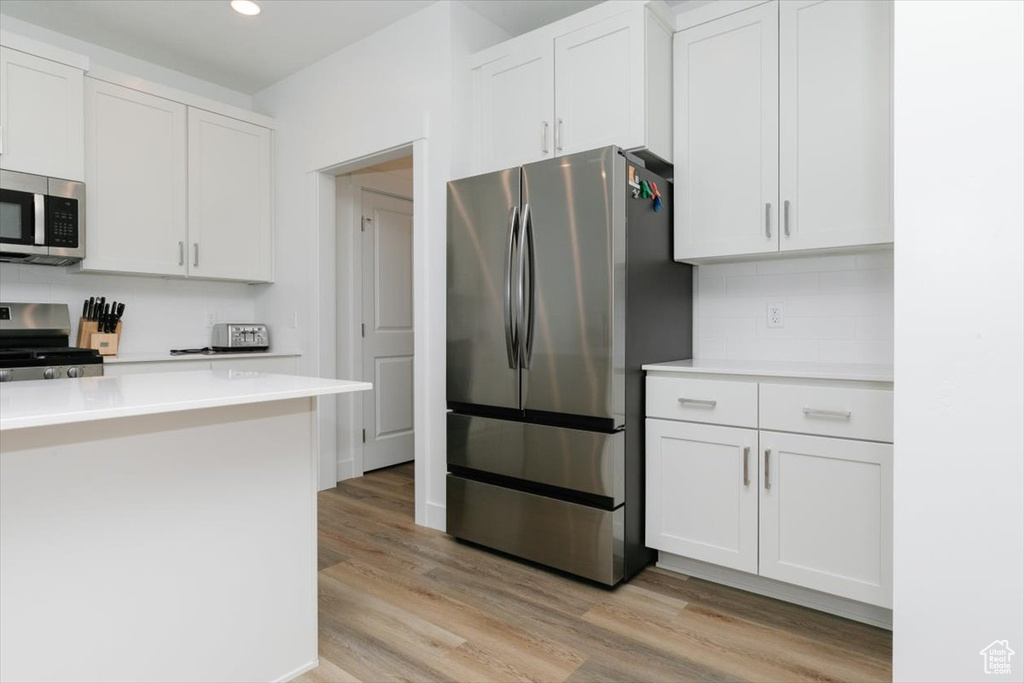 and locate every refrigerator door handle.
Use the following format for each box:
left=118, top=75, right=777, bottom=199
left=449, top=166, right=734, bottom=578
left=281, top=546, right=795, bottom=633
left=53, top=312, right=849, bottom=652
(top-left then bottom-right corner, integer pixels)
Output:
left=503, top=205, right=520, bottom=369
left=517, top=203, right=535, bottom=369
